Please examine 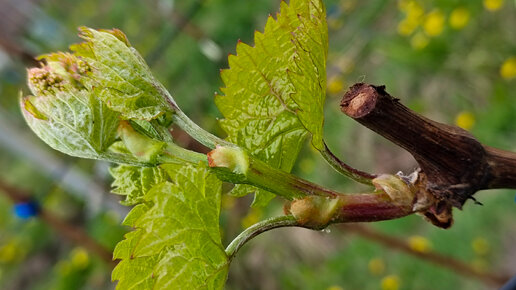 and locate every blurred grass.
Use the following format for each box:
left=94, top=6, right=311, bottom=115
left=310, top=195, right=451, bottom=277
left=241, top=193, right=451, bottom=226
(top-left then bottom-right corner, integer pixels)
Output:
left=0, top=0, right=515, bottom=289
